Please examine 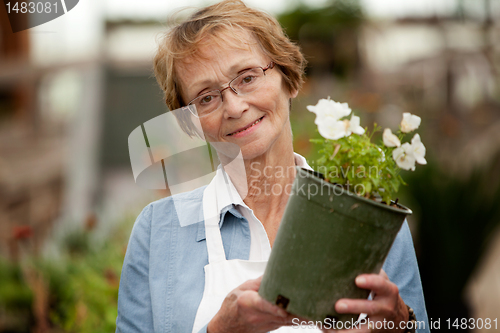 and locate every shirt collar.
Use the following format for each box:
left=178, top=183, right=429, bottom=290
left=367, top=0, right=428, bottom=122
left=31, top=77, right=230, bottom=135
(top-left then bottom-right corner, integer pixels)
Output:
left=214, top=152, right=312, bottom=216
left=294, top=152, right=313, bottom=171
